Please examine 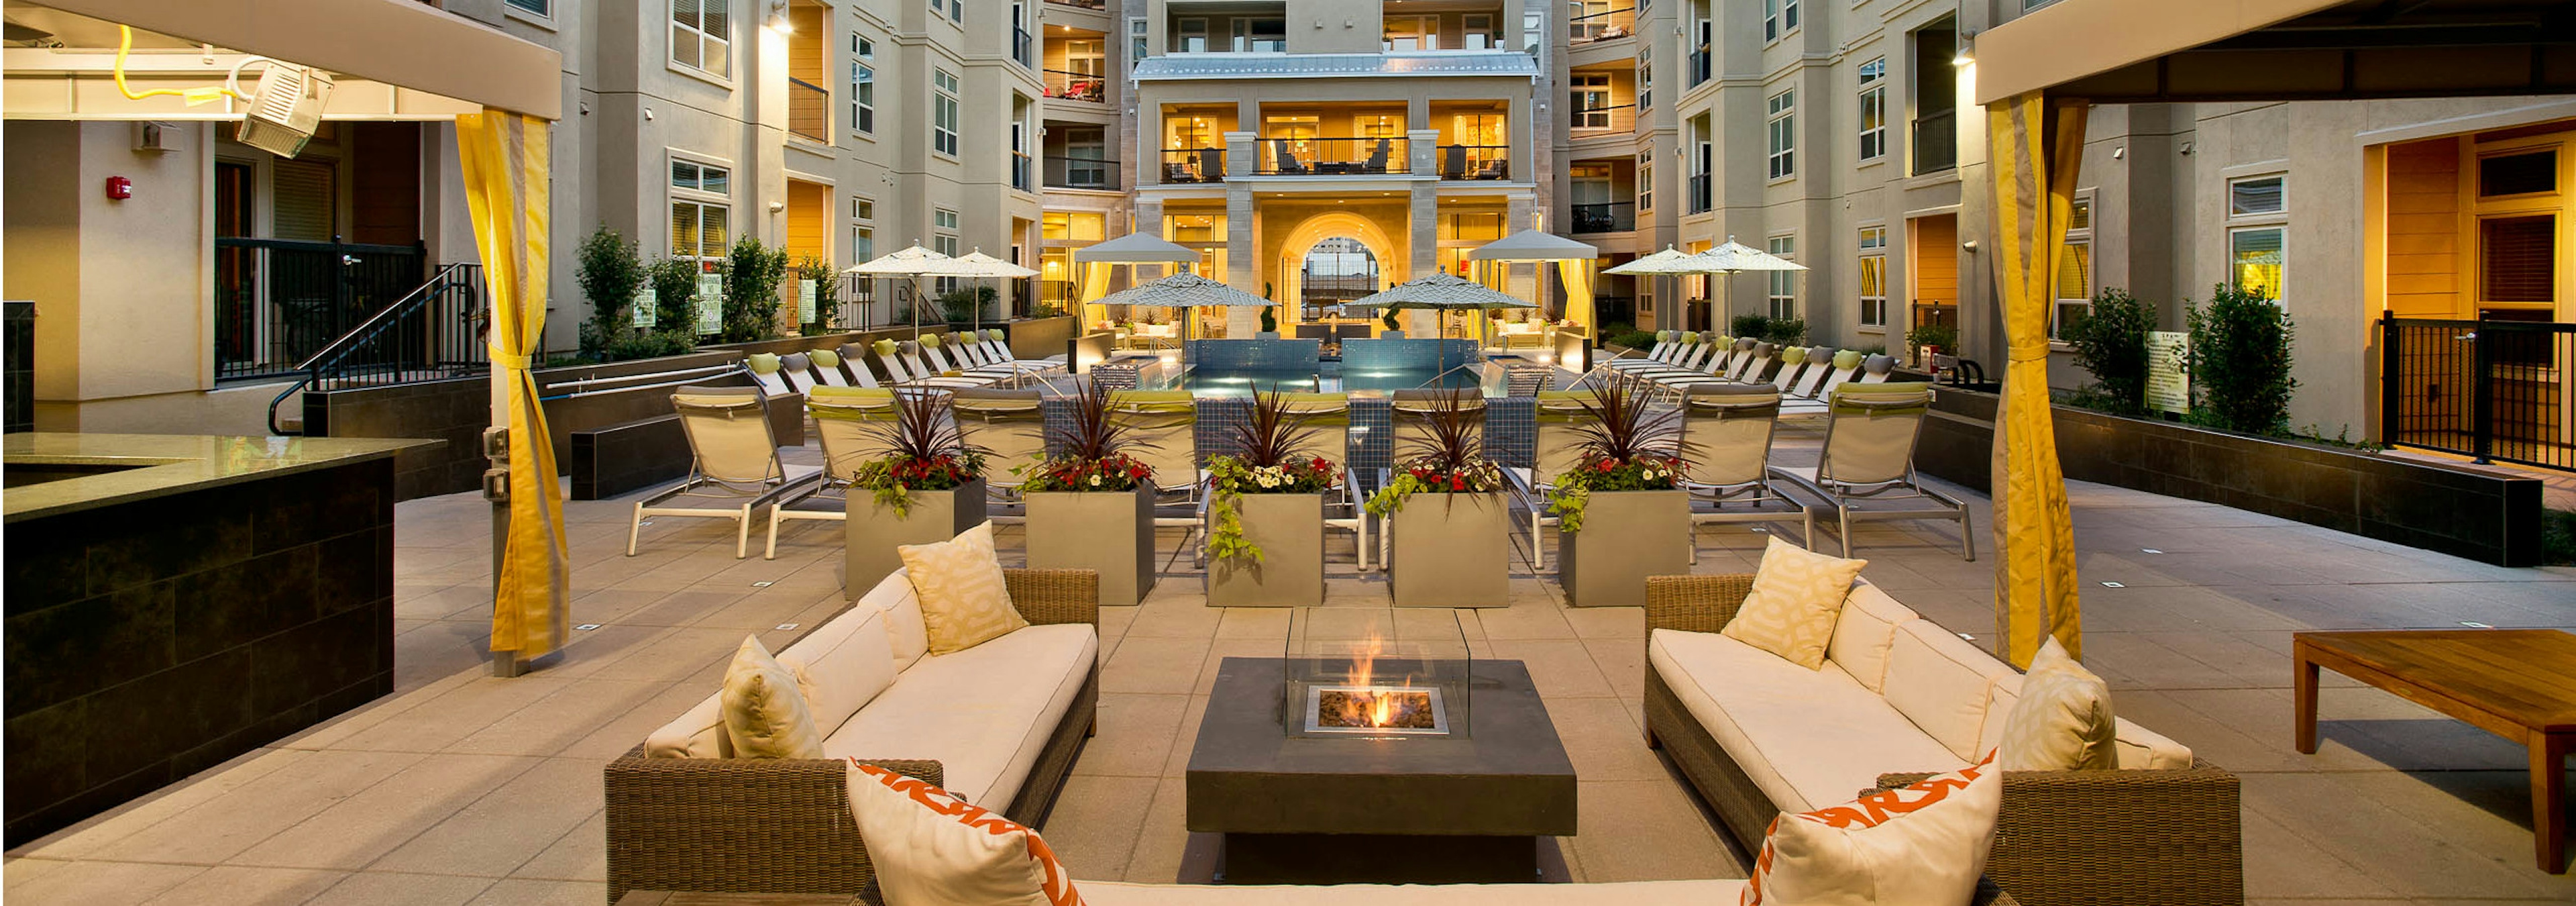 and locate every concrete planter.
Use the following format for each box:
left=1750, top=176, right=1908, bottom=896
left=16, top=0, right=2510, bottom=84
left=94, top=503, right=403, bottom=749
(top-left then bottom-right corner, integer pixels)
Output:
left=1207, top=492, right=1324, bottom=607
left=1557, top=489, right=1690, bottom=607
left=1026, top=485, right=1159, bottom=606
left=846, top=480, right=987, bottom=599
left=1388, top=492, right=1509, bottom=607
